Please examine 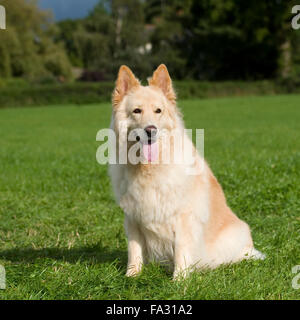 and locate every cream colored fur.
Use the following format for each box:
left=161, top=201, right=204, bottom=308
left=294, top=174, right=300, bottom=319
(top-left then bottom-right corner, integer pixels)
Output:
left=108, top=64, right=265, bottom=279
